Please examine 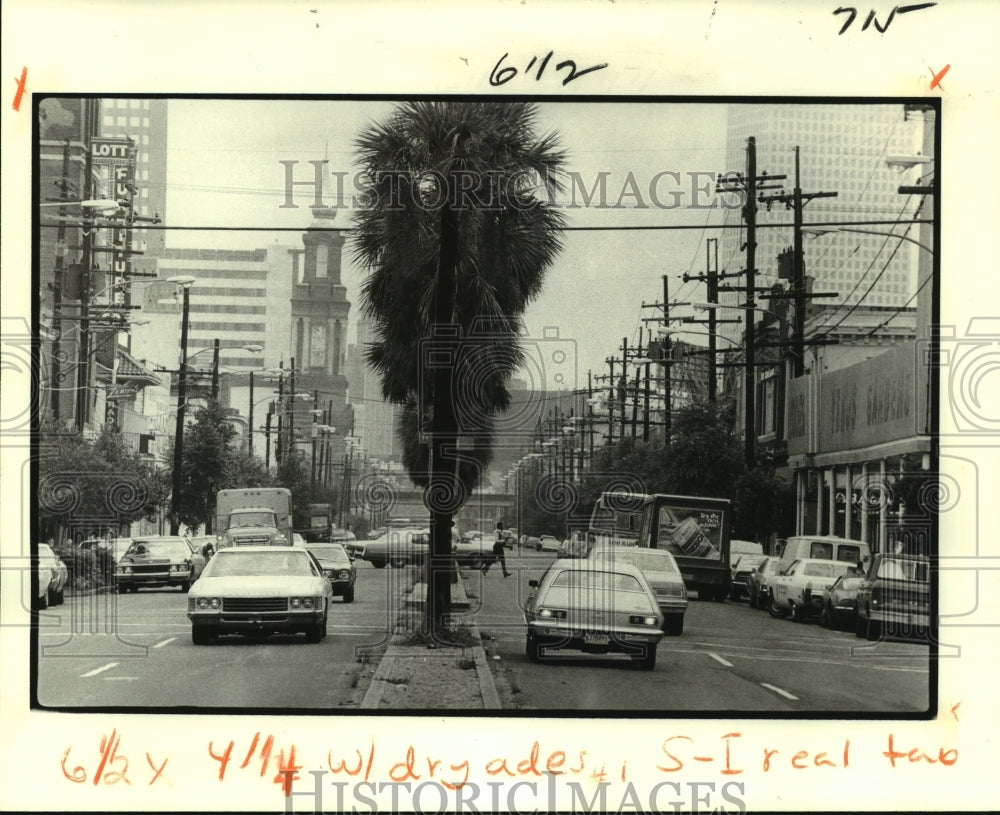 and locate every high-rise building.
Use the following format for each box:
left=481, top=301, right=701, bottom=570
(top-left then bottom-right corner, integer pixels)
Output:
left=719, top=104, right=922, bottom=341
left=99, top=98, right=168, bottom=259
left=346, top=317, right=401, bottom=462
